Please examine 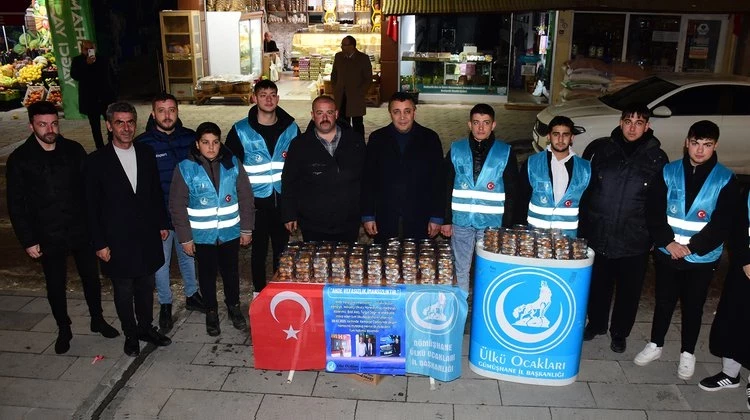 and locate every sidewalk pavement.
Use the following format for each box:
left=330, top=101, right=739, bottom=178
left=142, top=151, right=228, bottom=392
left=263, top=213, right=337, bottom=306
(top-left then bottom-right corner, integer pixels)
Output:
left=0, top=287, right=747, bottom=419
